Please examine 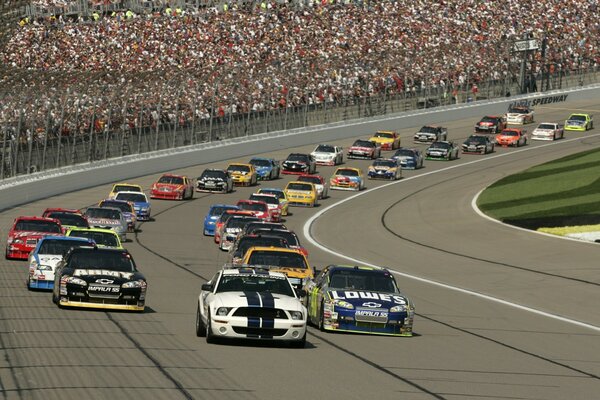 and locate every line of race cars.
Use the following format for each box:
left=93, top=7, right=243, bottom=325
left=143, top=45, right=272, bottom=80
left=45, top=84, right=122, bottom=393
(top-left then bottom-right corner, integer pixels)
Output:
left=5, top=104, right=593, bottom=347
